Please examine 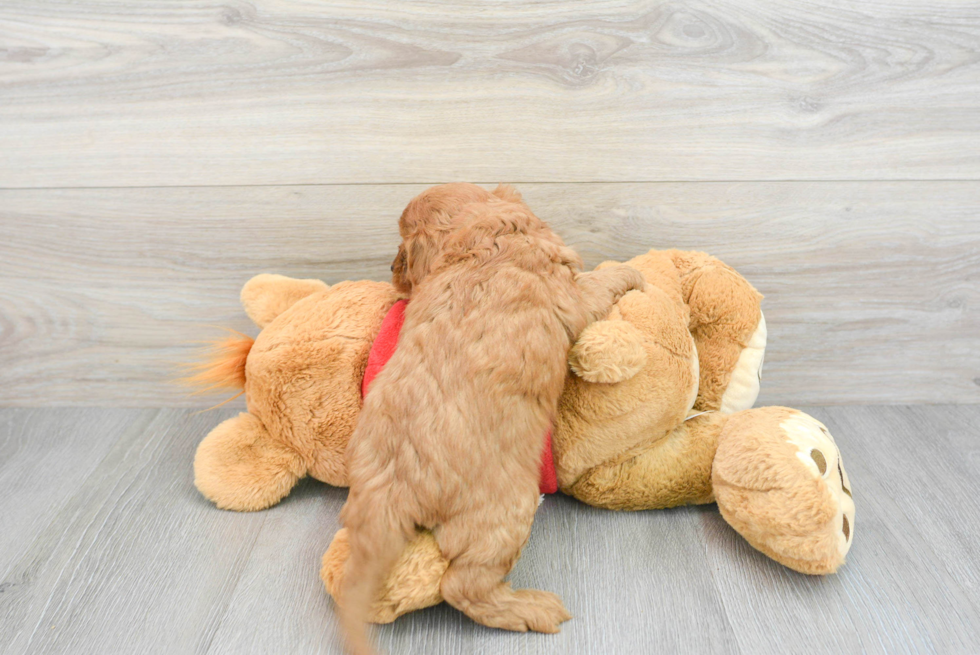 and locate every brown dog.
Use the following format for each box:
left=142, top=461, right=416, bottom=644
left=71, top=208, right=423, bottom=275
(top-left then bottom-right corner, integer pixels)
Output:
left=338, top=184, right=644, bottom=654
